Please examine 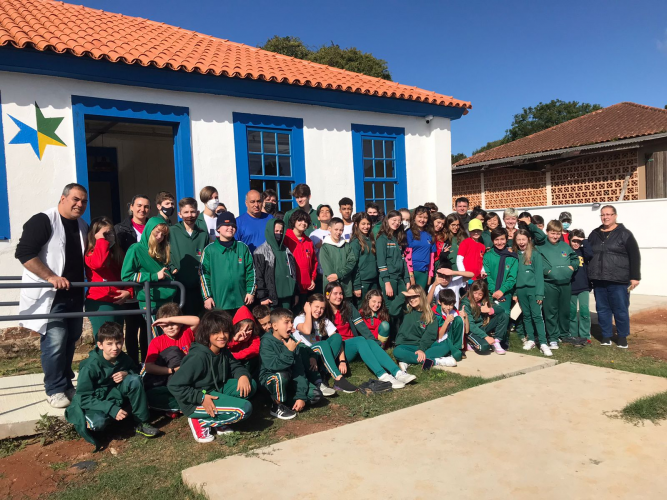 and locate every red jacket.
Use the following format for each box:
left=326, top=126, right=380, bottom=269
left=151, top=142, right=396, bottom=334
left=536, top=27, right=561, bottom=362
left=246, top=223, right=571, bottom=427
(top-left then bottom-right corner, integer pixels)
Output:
left=283, top=229, right=318, bottom=293
left=228, top=306, right=260, bottom=361
left=84, top=239, right=130, bottom=302
left=360, top=311, right=383, bottom=340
